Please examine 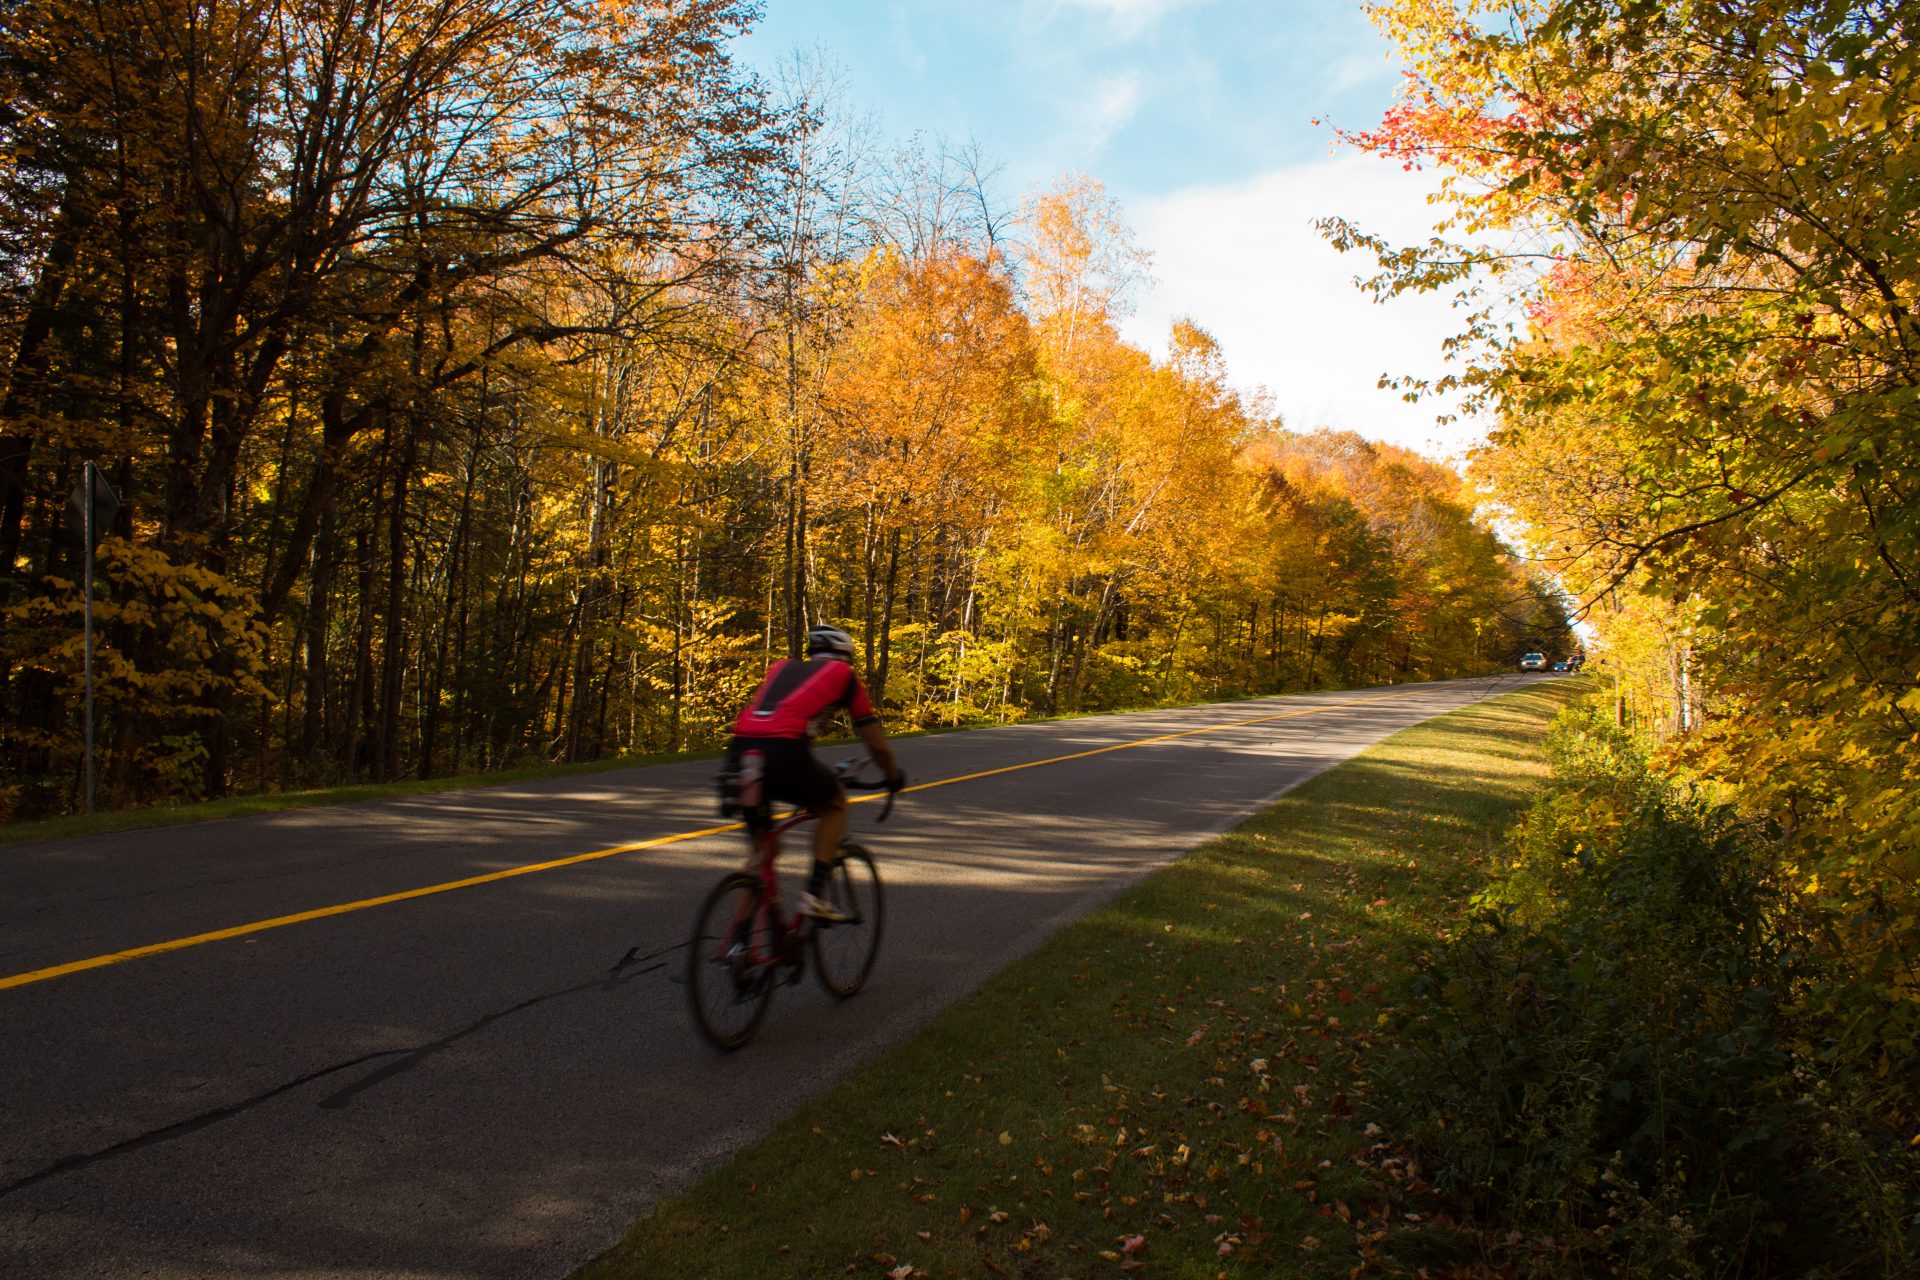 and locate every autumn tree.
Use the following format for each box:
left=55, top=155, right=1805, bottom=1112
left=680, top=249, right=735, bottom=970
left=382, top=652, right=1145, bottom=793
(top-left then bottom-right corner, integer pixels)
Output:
left=0, top=0, right=786, bottom=802
left=1344, top=0, right=1920, bottom=1129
